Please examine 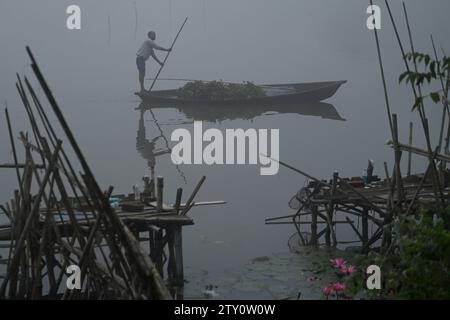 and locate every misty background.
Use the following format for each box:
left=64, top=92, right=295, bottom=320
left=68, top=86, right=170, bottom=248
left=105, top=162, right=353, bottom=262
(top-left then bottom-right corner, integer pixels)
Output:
left=1, top=0, right=449, bottom=283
